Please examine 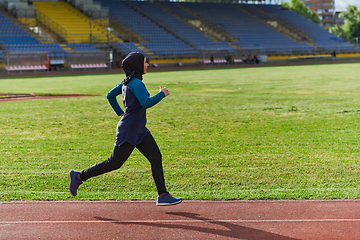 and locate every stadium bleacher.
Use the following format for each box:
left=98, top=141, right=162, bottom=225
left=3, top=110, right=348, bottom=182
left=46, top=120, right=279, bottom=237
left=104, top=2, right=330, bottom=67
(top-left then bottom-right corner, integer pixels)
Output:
left=99, top=0, right=198, bottom=57
left=0, top=0, right=359, bottom=68
left=128, top=1, right=234, bottom=51
left=180, top=2, right=316, bottom=53
left=0, top=12, right=68, bottom=58
left=112, top=42, right=146, bottom=55
left=257, top=5, right=359, bottom=52
left=3, top=43, right=64, bottom=52
left=68, top=43, right=100, bottom=52
left=33, top=1, right=120, bottom=44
